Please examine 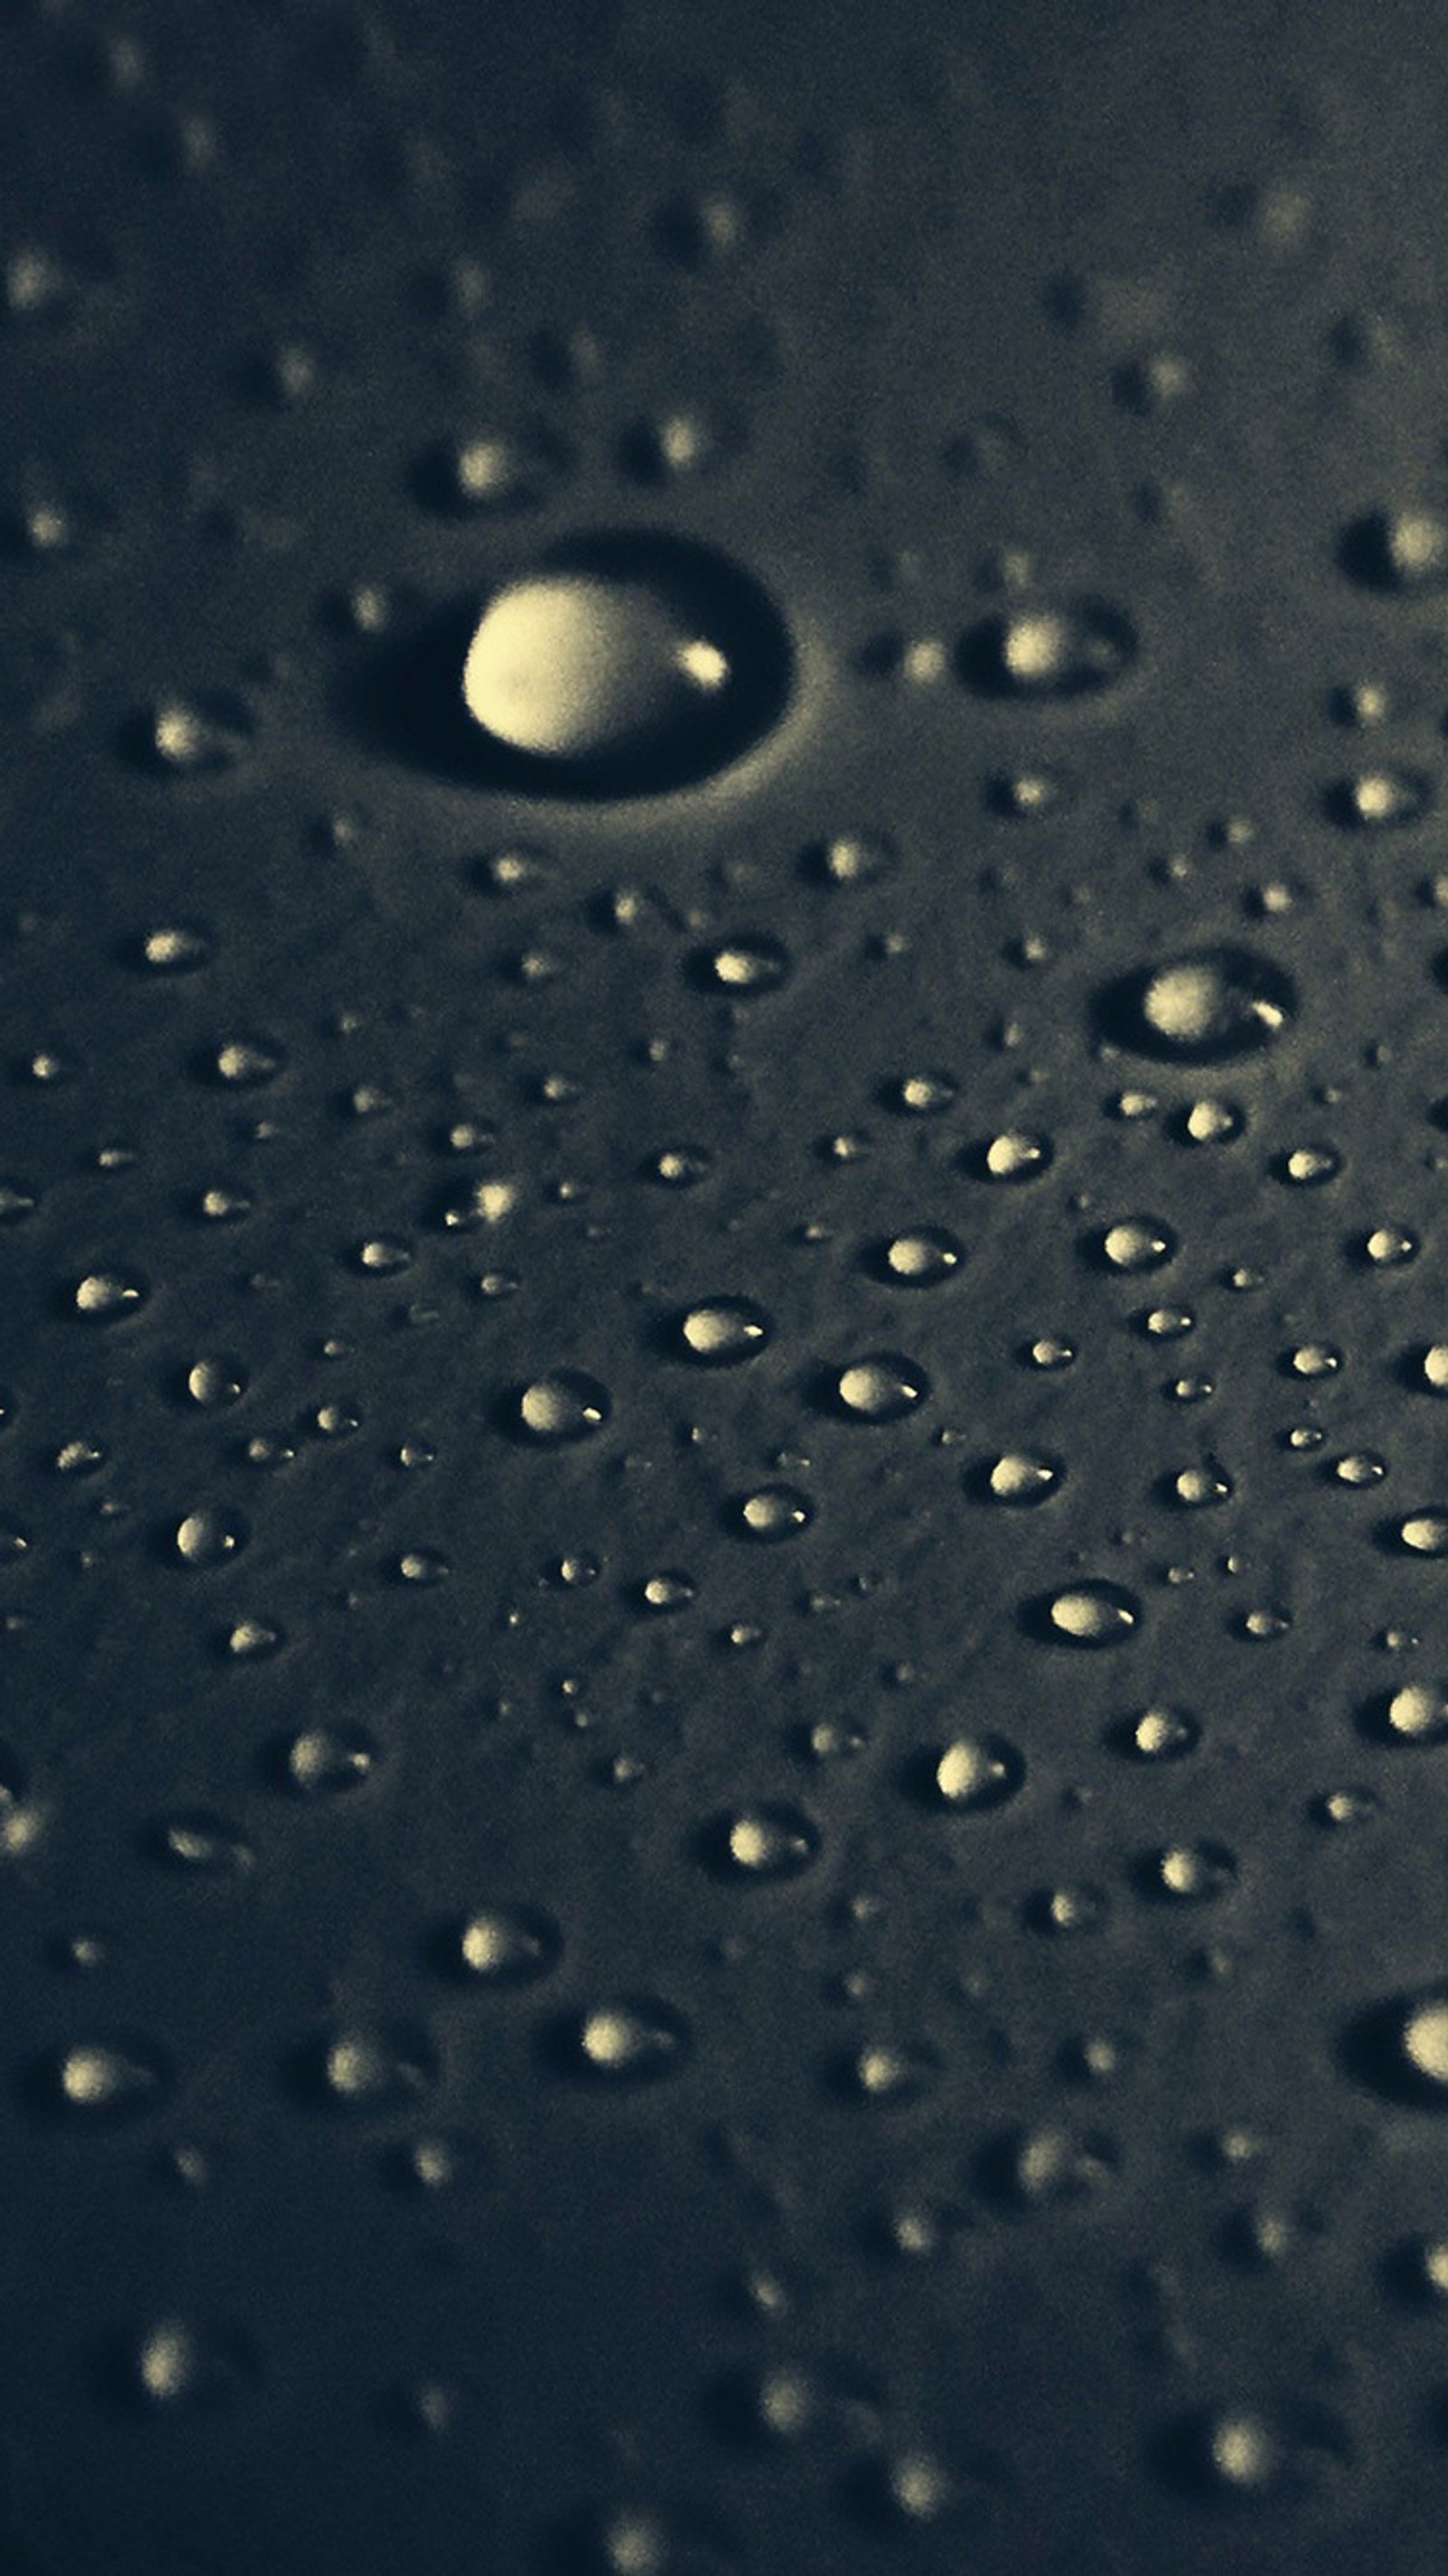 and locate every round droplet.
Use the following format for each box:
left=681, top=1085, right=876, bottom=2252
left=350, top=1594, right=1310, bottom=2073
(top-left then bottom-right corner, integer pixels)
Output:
left=134, top=922, right=214, bottom=974
left=1349, top=1989, right=1448, bottom=2104
left=1097, top=948, right=1296, bottom=1063
left=1040, top=1582, right=1142, bottom=1647
left=71, top=1268, right=147, bottom=1321
left=458, top=532, right=792, bottom=795
left=1167, top=1460, right=1234, bottom=1509
left=1339, top=505, right=1448, bottom=592
left=416, top=424, right=570, bottom=515
left=42, top=2037, right=171, bottom=2120
left=929, top=1733, right=1025, bottom=1811
left=1098, top=1216, right=1177, bottom=1274
left=837, top=2040, right=939, bottom=2105
left=298, top=2021, right=438, bottom=2114
left=149, top=1811, right=252, bottom=1874
left=1380, top=1684, right=1448, bottom=1743
left=1397, top=1511, right=1448, bottom=1556
left=172, top=1508, right=247, bottom=1569
left=1176, top=1096, right=1244, bottom=1147
left=184, top=1356, right=247, bottom=1409
left=980, top=1451, right=1063, bottom=1506
left=452, top=1903, right=562, bottom=1985
left=1326, top=767, right=1431, bottom=830
left=957, top=598, right=1137, bottom=699
left=886, top=1070, right=957, bottom=1117
left=129, top=693, right=252, bottom=777
left=832, top=1353, right=930, bottom=1422
left=875, top=1227, right=964, bottom=1287
left=731, top=1484, right=812, bottom=1542
left=691, top=933, right=792, bottom=995
left=672, top=1297, right=771, bottom=1366
left=509, top=1371, right=612, bottom=1445
left=974, top=1130, right=1053, bottom=1182
left=280, top=1725, right=379, bottom=1796
left=982, top=2122, right=1117, bottom=2208
left=702, top=1803, right=820, bottom=1880
left=1363, top=1224, right=1418, bottom=1267
left=1114, top=1706, right=1200, bottom=1761
left=121, top=2317, right=259, bottom=2412
left=1139, top=1839, right=1239, bottom=1902
left=554, top=1998, right=691, bottom=2085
